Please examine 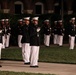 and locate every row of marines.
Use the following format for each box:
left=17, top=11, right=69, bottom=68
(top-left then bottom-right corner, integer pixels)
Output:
left=16, top=16, right=76, bottom=68
left=0, top=17, right=40, bottom=68
left=17, top=17, right=76, bottom=50
left=0, top=16, right=76, bottom=67
left=0, top=19, right=11, bottom=67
